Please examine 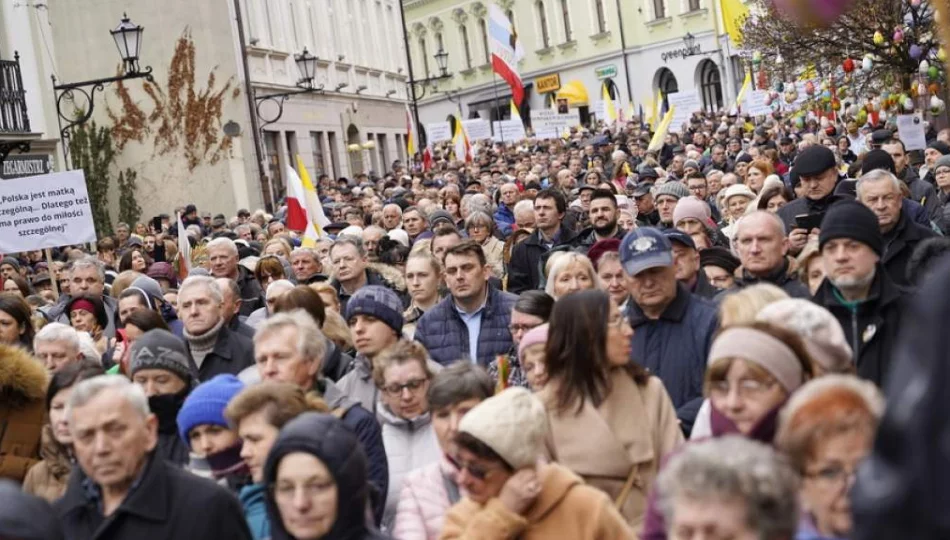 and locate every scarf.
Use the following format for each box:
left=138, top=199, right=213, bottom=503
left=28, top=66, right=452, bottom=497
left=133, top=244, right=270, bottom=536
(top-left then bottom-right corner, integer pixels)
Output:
left=206, top=442, right=250, bottom=481
left=709, top=399, right=786, bottom=444
left=183, top=318, right=224, bottom=368
left=148, top=388, right=190, bottom=434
